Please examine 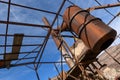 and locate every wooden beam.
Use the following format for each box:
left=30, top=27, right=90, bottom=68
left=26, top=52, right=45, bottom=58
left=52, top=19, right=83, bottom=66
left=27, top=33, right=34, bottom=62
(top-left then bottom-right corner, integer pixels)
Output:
left=4, top=34, right=24, bottom=68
